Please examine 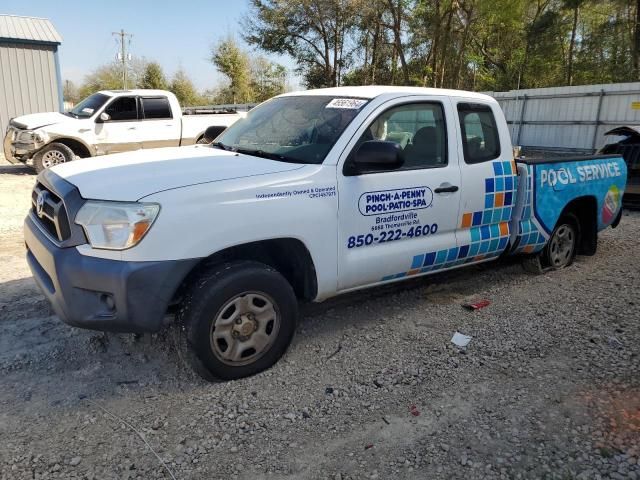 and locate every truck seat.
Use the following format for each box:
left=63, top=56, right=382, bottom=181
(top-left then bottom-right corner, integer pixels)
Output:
left=403, top=127, right=440, bottom=168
